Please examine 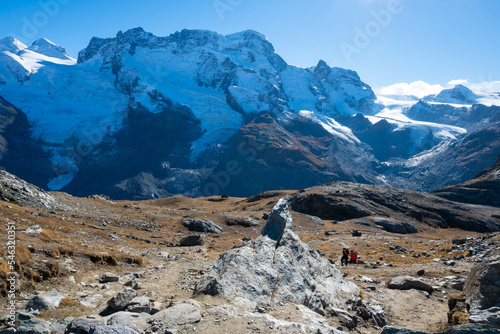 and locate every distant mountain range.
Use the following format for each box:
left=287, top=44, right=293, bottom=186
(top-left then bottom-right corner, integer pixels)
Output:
left=0, top=28, right=499, bottom=199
